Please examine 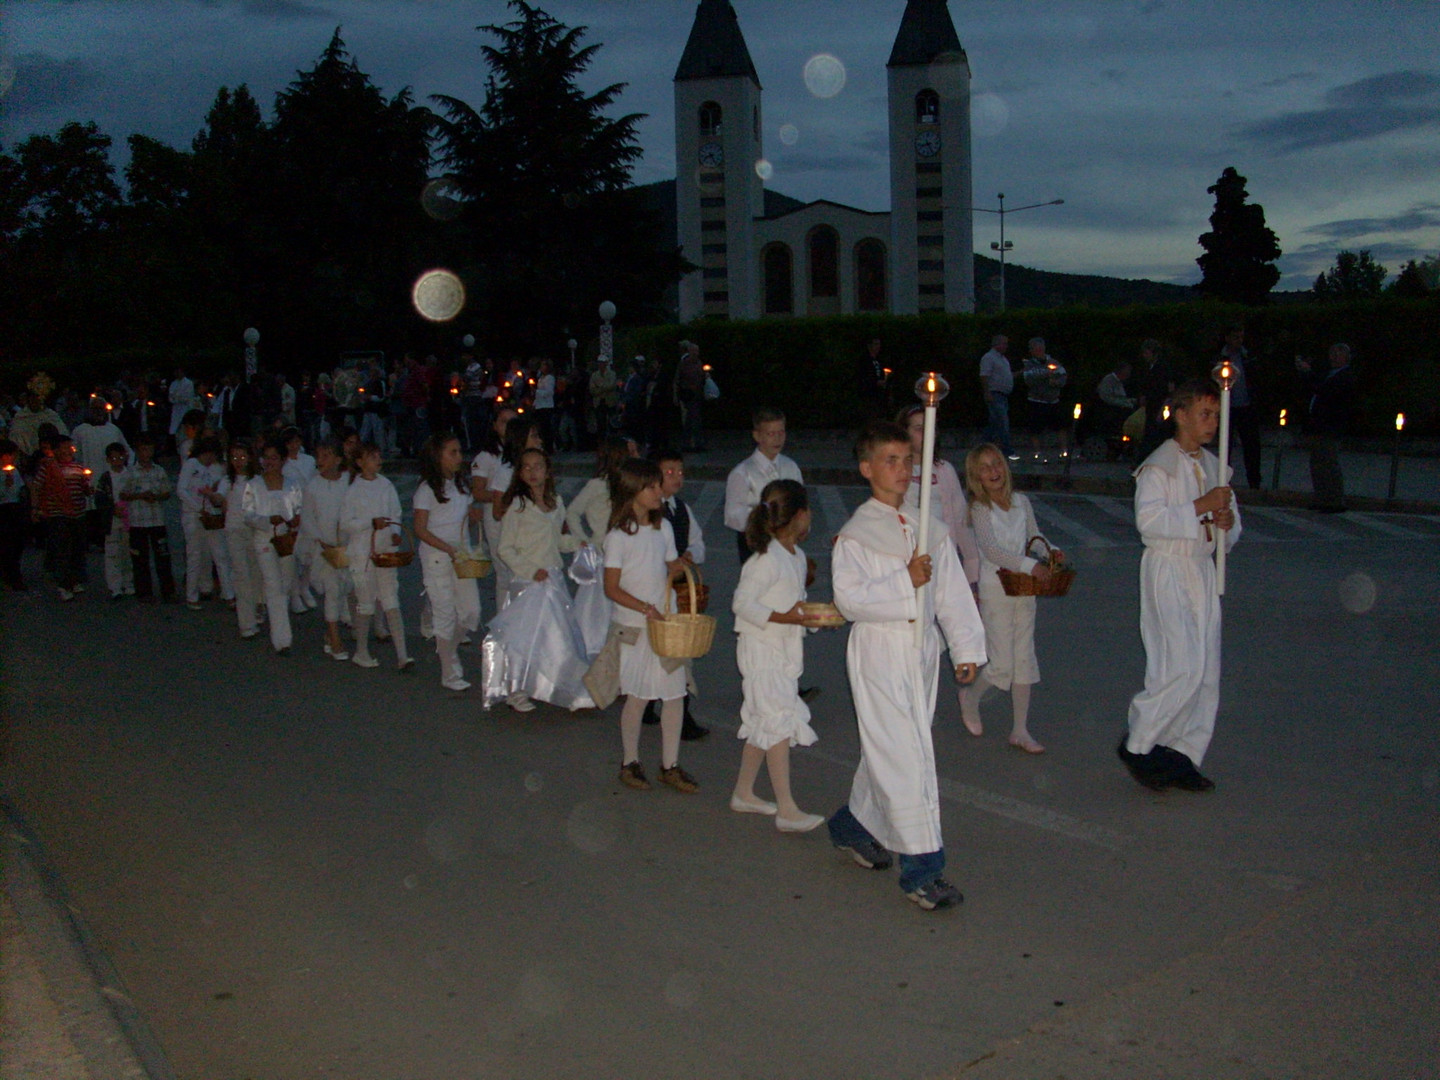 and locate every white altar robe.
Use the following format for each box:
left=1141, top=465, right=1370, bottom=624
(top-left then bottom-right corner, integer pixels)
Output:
left=833, top=498, right=987, bottom=854
left=1126, top=439, right=1242, bottom=765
